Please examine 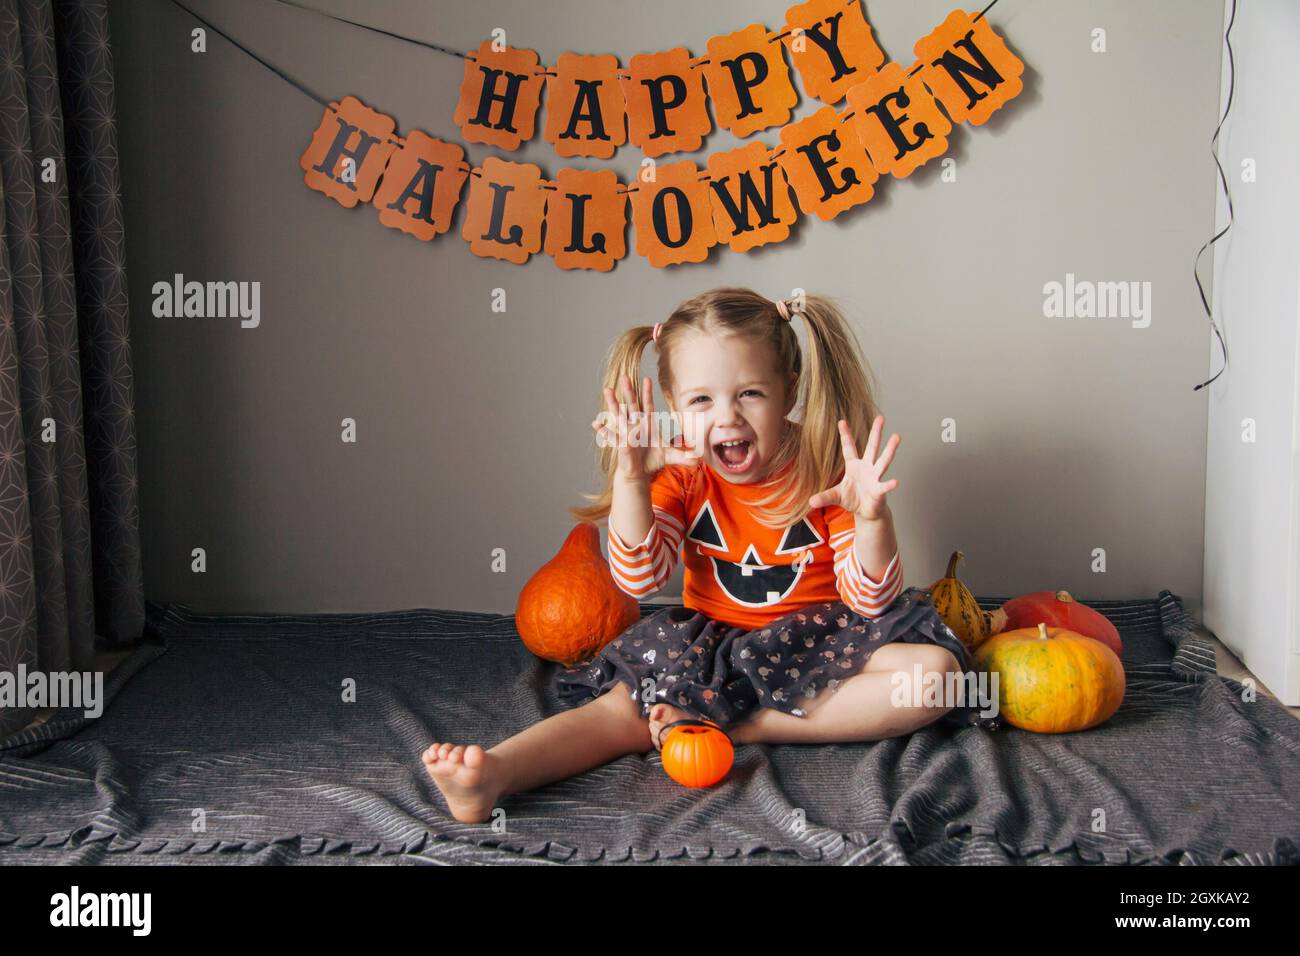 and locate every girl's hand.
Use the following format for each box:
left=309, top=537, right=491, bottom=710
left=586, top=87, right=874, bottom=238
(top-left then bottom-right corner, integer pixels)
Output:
left=592, top=373, right=701, bottom=479
left=807, top=416, right=899, bottom=521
